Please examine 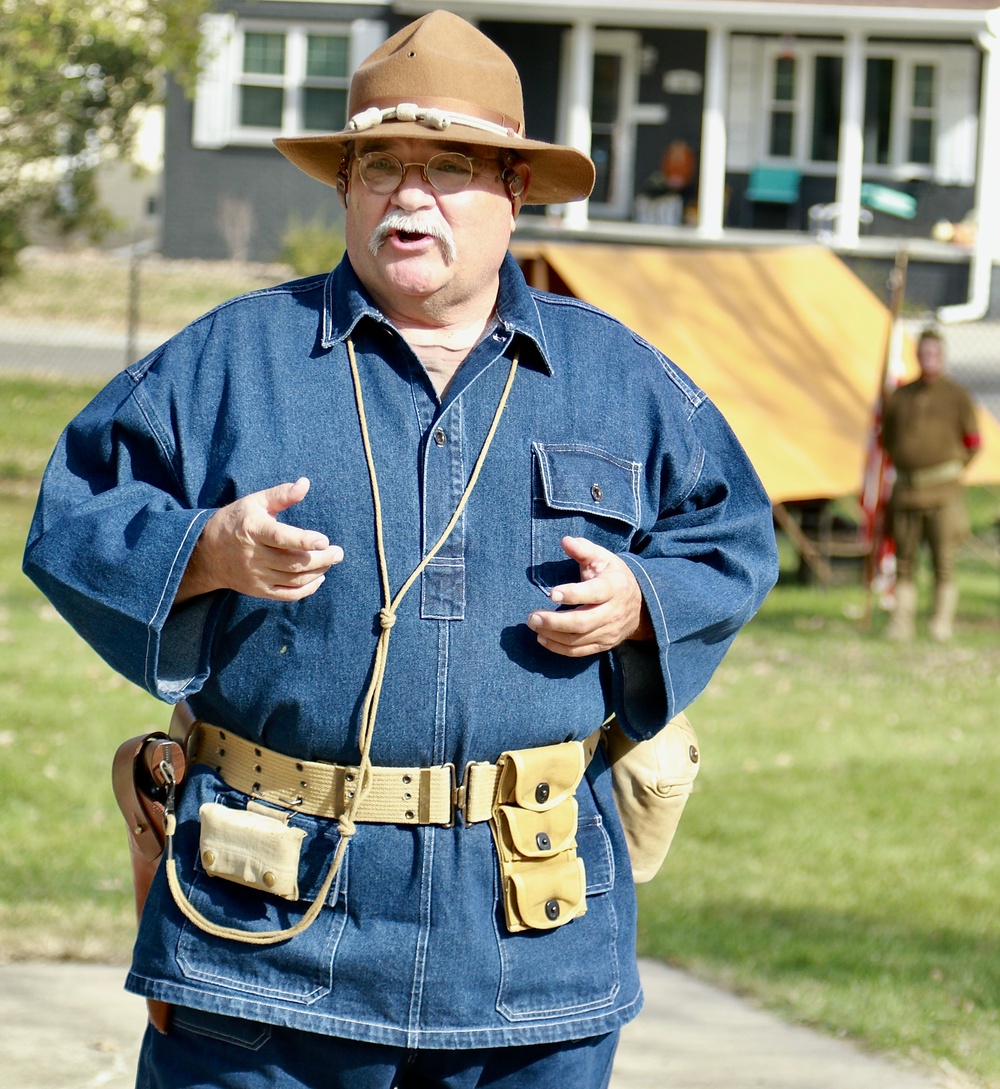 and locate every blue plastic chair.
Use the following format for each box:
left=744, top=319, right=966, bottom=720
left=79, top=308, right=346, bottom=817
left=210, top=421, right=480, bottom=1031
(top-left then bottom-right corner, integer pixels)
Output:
left=744, top=165, right=802, bottom=227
